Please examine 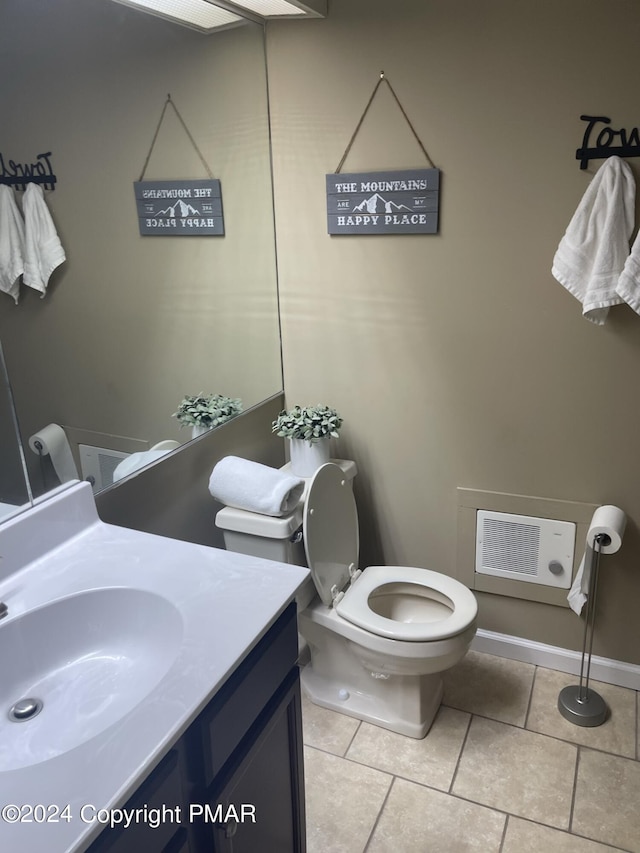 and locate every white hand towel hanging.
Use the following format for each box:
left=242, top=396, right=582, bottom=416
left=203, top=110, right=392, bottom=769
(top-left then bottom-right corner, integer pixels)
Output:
left=22, top=182, right=66, bottom=297
left=551, top=155, right=635, bottom=325
left=0, top=185, right=25, bottom=304
left=615, top=226, right=640, bottom=315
